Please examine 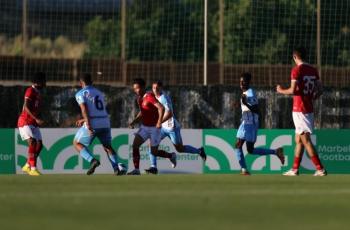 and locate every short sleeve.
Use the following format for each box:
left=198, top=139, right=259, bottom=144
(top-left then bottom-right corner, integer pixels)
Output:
left=24, top=88, right=35, bottom=100
left=146, top=93, right=158, bottom=105
left=75, top=92, right=85, bottom=105
left=291, top=67, right=299, bottom=81
left=160, top=95, right=171, bottom=111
